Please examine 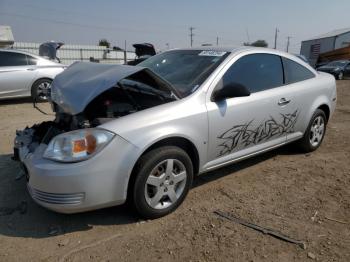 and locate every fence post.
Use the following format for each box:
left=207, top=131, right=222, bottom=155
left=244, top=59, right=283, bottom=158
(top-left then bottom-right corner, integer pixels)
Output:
left=123, top=50, right=127, bottom=64
left=80, top=48, right=83, bottom=61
